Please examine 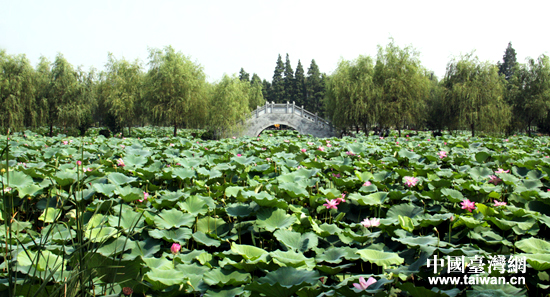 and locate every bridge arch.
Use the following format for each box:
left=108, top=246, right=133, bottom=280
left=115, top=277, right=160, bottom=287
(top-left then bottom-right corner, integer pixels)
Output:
left=237, top=102, right=336, bottom=138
